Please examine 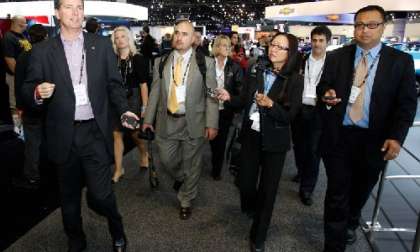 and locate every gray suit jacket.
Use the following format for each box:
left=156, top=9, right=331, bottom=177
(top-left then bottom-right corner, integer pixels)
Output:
left=144, top=50, right=219, bottom=138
